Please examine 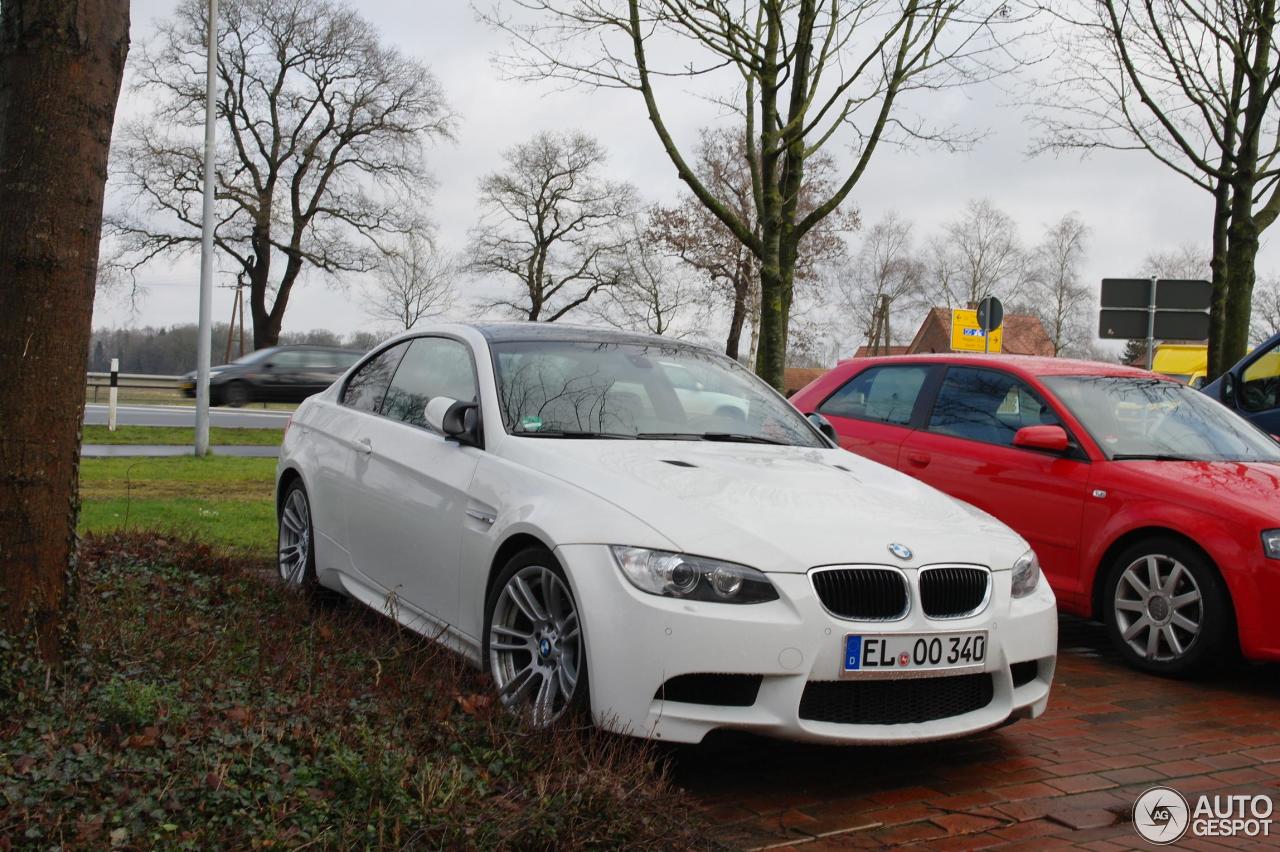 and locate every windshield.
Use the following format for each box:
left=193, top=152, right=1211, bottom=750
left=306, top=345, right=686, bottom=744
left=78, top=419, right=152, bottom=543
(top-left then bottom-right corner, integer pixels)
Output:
left=1045, top=375, right=1280, bottom=463
left=491, top=339, right=825, bottom=447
